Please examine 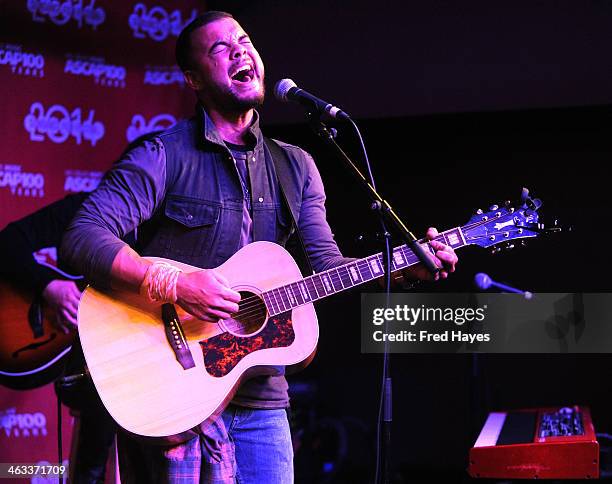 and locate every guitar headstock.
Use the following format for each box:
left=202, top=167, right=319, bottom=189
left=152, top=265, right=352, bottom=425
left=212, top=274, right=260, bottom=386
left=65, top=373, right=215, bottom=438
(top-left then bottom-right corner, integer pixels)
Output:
left=461, top=188, right=547, bottom=253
